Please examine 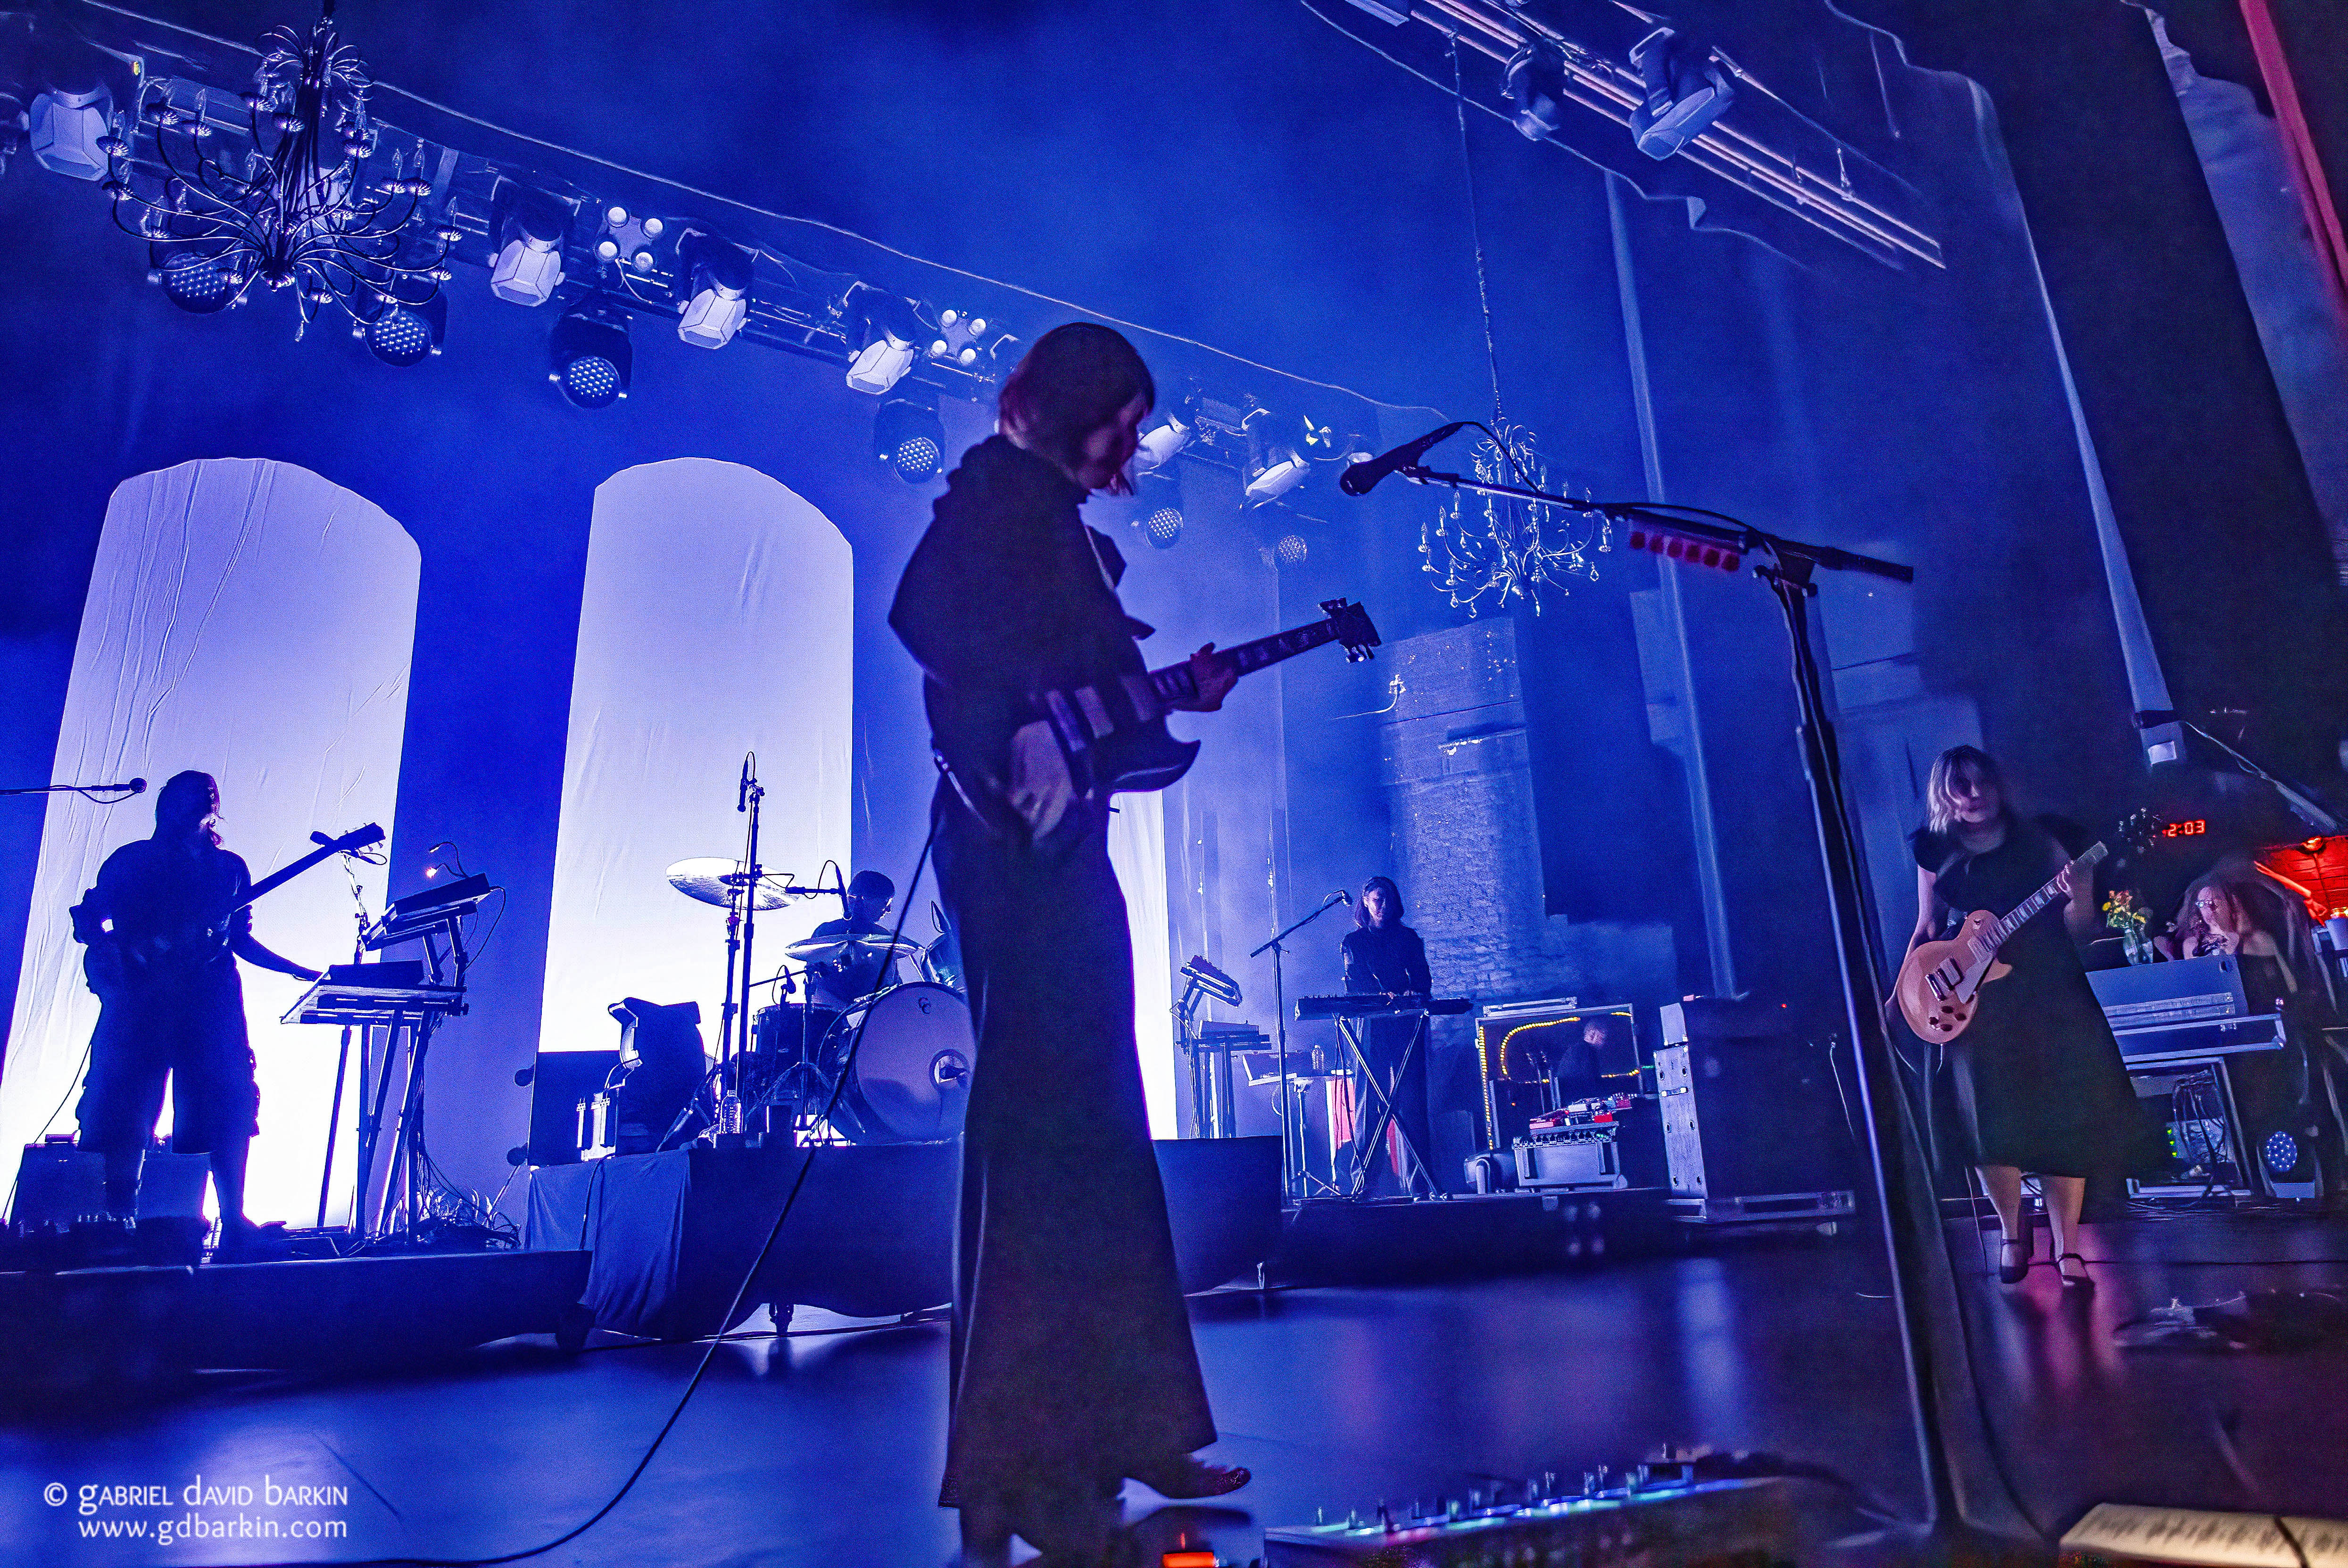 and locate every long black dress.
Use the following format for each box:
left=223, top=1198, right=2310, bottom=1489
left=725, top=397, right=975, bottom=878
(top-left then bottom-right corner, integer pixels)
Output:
left=890, top=436, right=1215, bottom=1504
left=1912, top=815, right=2145, bottom=1176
